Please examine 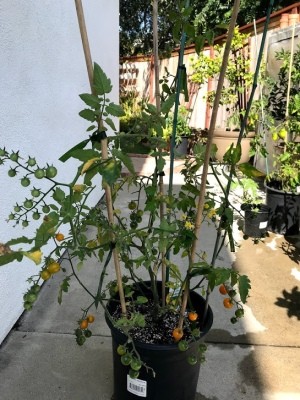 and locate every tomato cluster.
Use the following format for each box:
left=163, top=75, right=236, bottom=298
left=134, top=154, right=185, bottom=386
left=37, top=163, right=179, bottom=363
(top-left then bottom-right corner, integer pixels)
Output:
left=75, top=315, right=95, bottom=345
